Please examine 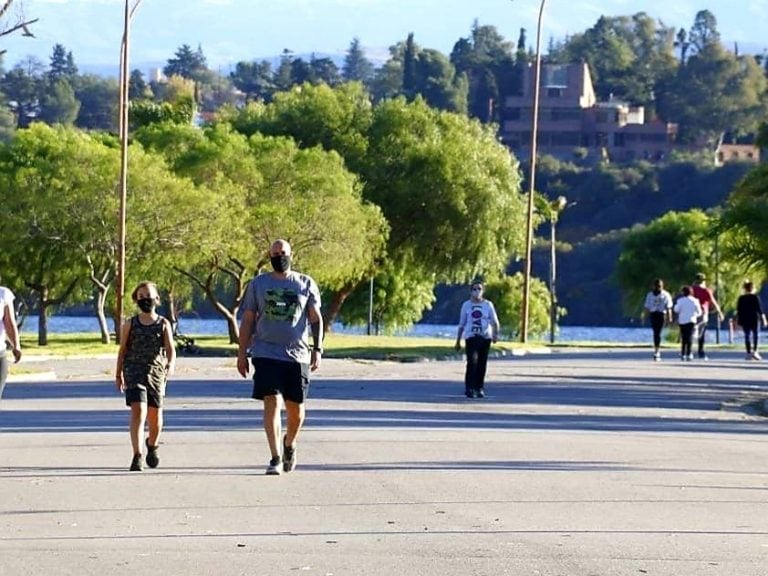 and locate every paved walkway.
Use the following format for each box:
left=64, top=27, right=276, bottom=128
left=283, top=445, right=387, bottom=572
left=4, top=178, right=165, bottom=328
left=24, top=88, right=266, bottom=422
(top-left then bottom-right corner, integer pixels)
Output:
left=2, top=348, right=768, bottom=575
